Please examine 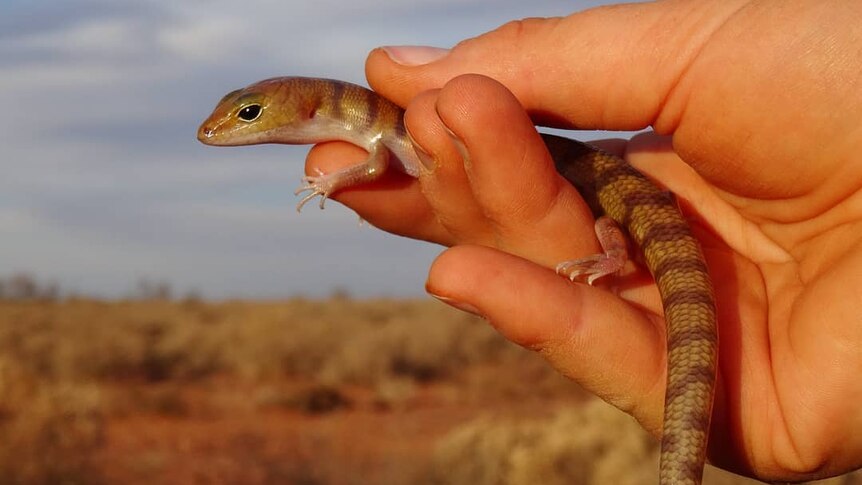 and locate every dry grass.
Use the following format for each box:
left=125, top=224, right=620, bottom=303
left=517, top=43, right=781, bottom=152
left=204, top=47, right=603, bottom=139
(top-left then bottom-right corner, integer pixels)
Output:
left=0, top=296, right=859, bottom=484
left=0, top=297, right=531, bottom=484
left=0, top=355, right=105, bottom=484
left=431, top=399, right=659, bottom=485
left=0, top=298, right=516, bottom=385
